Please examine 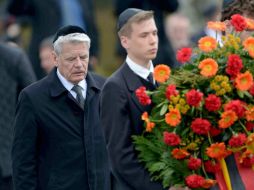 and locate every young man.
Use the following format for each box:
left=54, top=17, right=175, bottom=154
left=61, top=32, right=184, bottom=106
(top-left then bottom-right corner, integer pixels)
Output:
left=100, top=8, right=168, bottom=190
left=12, top=25, right=110, bottom=190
